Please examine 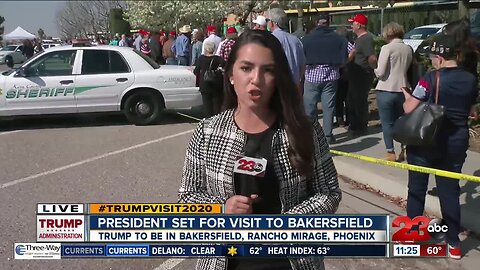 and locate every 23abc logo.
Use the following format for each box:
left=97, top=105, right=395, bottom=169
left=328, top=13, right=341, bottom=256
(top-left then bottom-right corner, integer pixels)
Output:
left=392, top=216, right=448, bottom=242
left=237, top=159, right=264, bottom=172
